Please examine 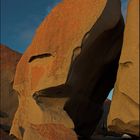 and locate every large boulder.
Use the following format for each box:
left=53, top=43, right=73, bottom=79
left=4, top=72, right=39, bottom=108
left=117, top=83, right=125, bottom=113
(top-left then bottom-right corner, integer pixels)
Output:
left=107, top=0, right=139, bottom=136
left=10, top=0, right=124, bottom=139
left=10, top=1, right=108, bottom=139
left=0, top=44, right=21, bottom=132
